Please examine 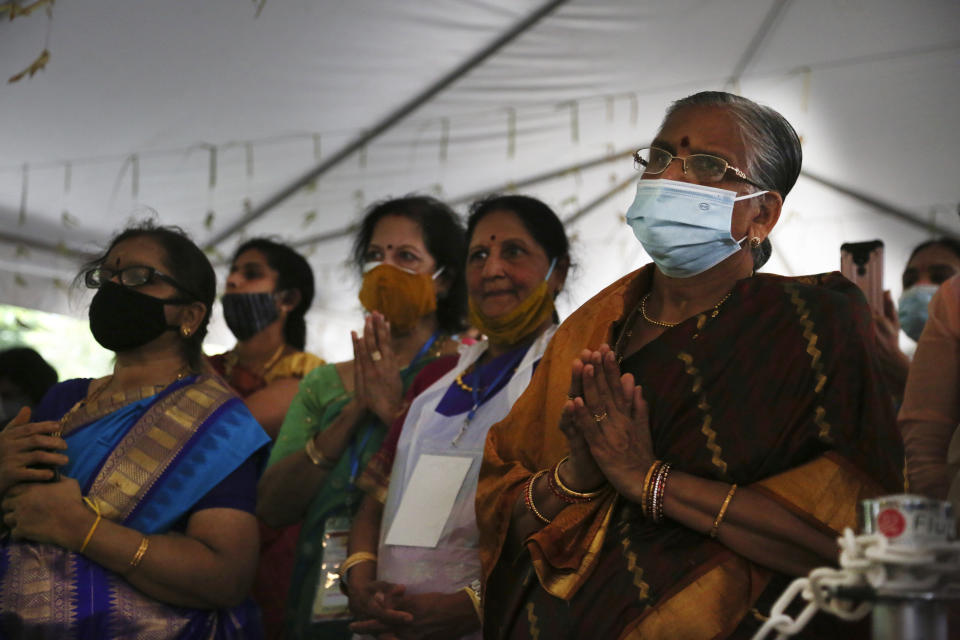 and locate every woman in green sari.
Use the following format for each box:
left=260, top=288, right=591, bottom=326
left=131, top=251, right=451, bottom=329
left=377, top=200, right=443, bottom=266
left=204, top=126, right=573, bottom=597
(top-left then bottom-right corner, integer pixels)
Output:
left=257, top=196, right=467, bottom=639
